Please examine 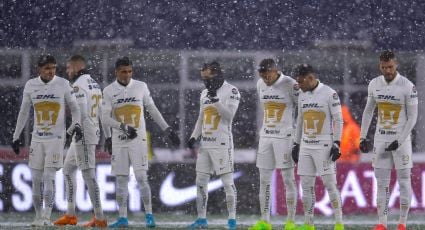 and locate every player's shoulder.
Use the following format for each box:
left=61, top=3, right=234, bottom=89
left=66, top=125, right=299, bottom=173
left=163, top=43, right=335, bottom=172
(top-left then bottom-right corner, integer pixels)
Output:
left=223, top=81, right=240, bottom=95
left=396, top=74, right=415, bottom=87
left=256, top=78, right=264, bottom=88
